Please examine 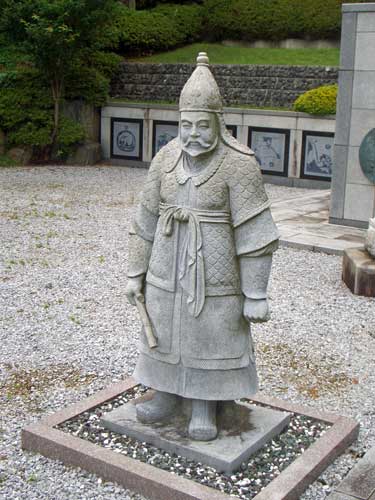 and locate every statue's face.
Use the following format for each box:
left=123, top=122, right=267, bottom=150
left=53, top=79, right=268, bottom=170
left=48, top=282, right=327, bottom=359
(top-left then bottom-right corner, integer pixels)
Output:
left=180, top=111, right=218, bottom=157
